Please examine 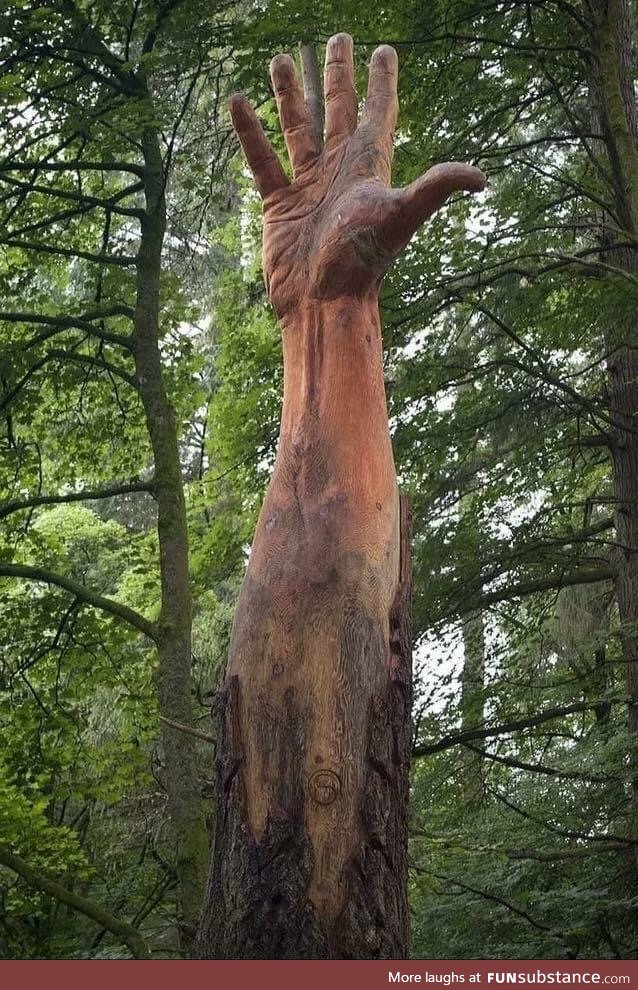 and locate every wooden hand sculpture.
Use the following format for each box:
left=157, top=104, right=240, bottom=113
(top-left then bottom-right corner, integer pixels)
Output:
left=197, top=34, right=485, bottom=961
left=229, top=34, right=485, bottom=319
